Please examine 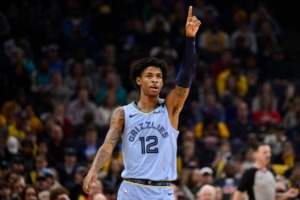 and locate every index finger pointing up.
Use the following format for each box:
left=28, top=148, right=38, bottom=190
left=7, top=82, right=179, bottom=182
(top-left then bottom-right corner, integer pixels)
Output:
left=188, top=6, right=193, bottom=17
